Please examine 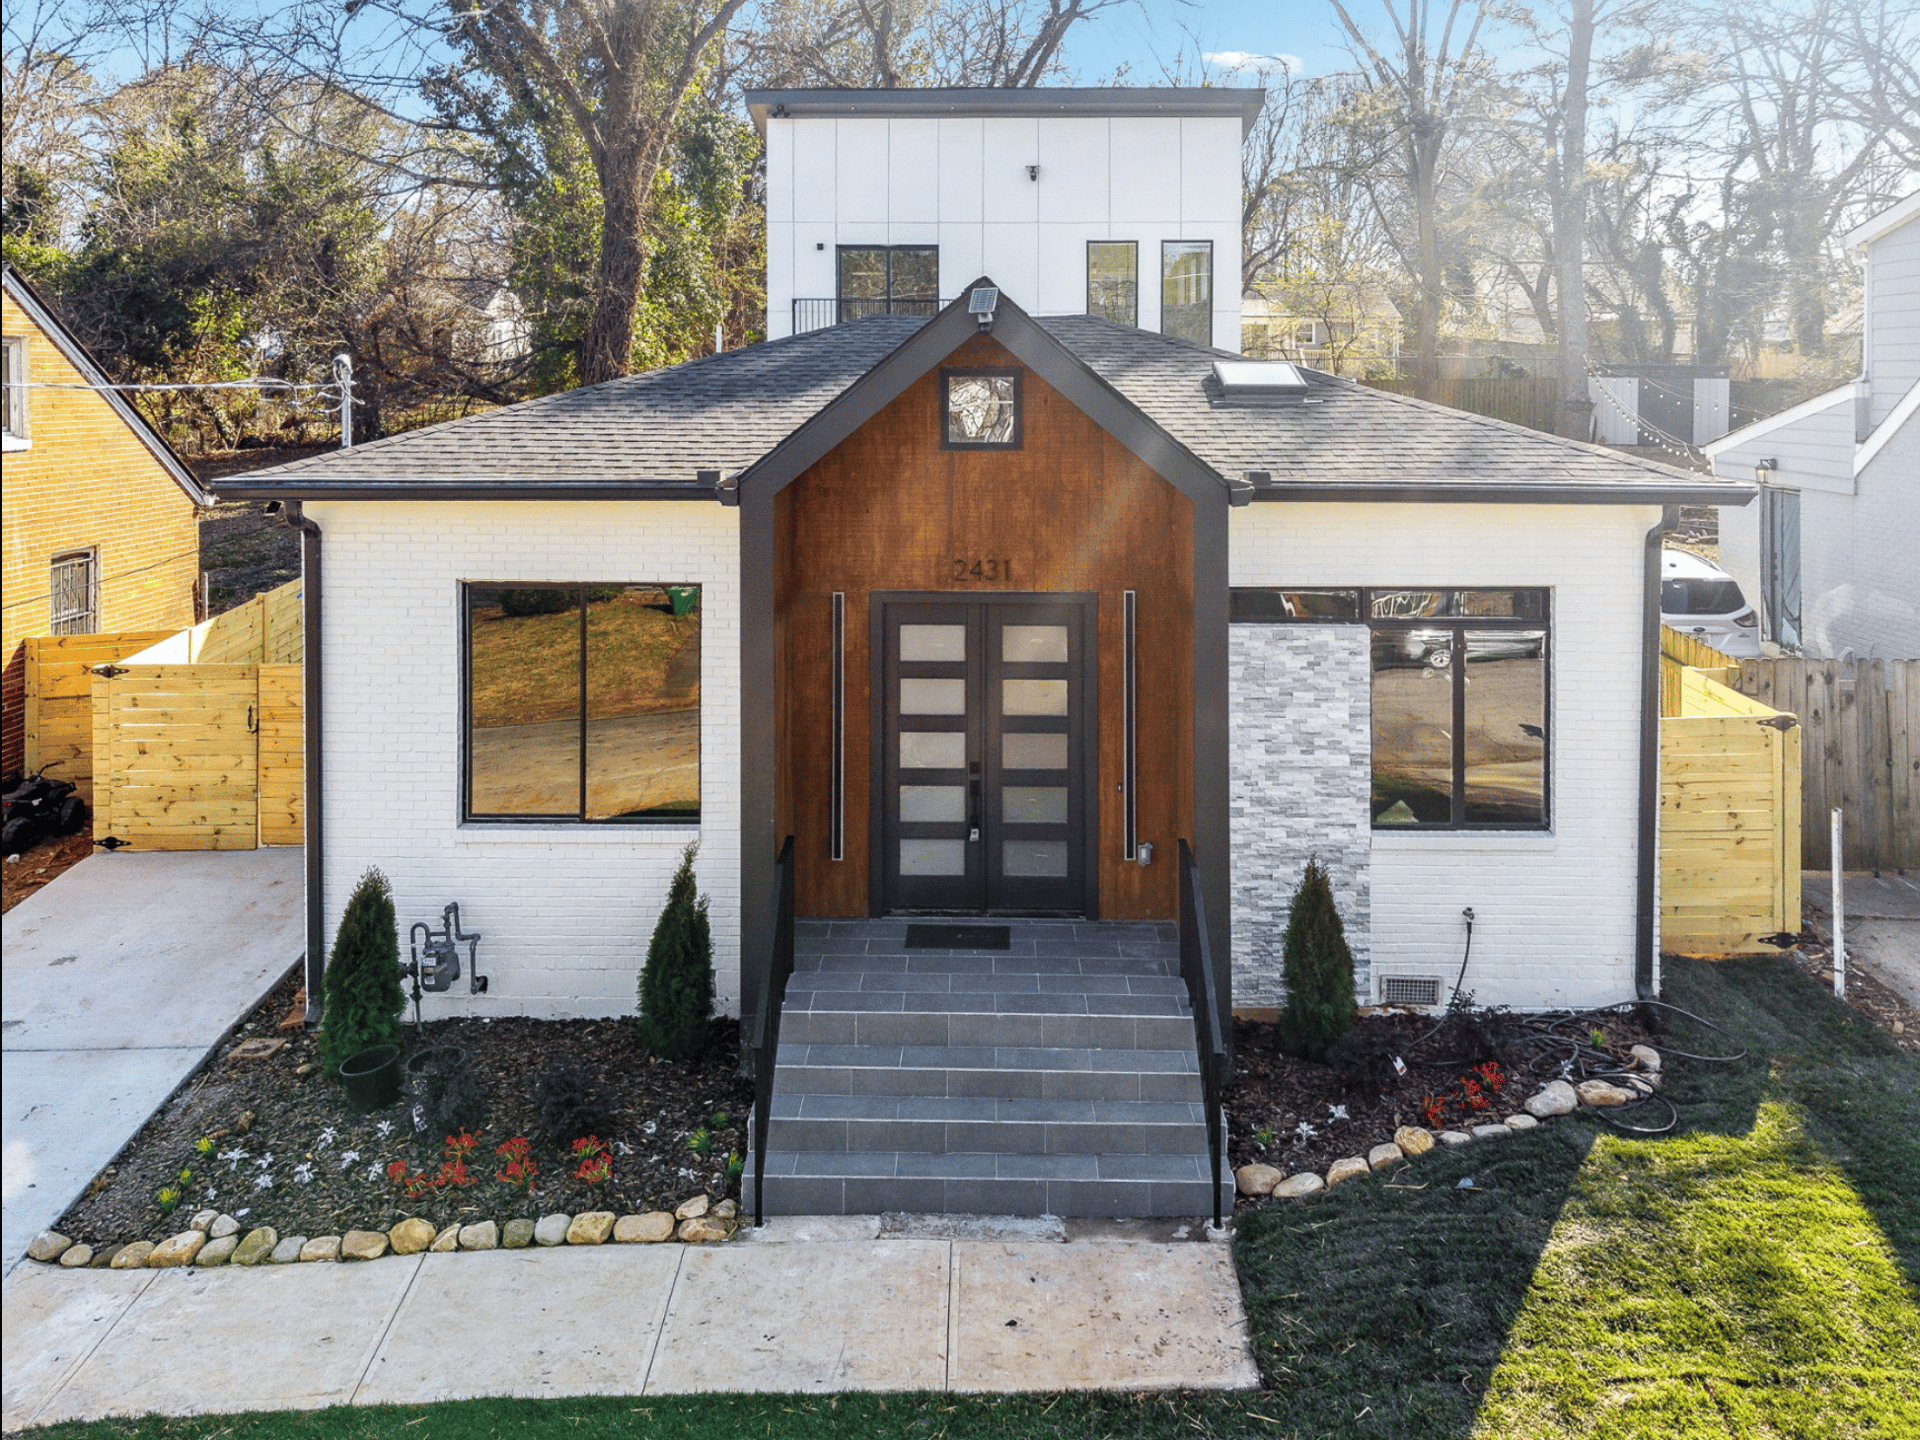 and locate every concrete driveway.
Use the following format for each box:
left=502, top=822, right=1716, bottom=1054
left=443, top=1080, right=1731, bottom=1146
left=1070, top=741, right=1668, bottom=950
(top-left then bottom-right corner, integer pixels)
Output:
left=1802, top=872, right=1920, bottom=1010
left=2, top=849, right=302, bottom=1273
